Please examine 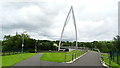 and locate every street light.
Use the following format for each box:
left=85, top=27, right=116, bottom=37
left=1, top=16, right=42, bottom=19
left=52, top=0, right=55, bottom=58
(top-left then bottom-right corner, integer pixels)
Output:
left=22, top=31, right=26, bottom=54
left=35, top=40, right=38, bottom=53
